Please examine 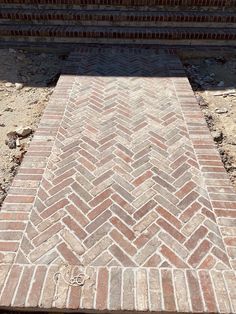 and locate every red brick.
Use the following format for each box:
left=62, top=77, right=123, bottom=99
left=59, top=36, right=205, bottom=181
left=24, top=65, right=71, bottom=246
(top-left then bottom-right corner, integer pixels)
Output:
left=32, top=222, right=64, bottom=247
left=86, top=210, right=112, bottom=234
left=134, top=200, right=157, bottom=220
left=66, top=204, right=89, bottom=227
left=161, top=269, right=176, bottom=312
left=134, top=223, right=159, bottom=249
left=67, top=268, right=82, bottom=309
left=14, top=266, right=34, bottom=306
left=69, top=193, right=90, bottom=214
left=199, top=270, right=218, bottom=313
left=0, top=212, right=28, bottom=220
left=111, top=193, right=134, bottom=214
left=133, top=170, right=152, bottom=187
left=156, top=206, right=182, bottom=229
left=110, top=216, right=135, bottom=241
left=88, top=198, right=112, bottom=220
left=96, top=268, right=109, bottom=310
left=57, top=243, right=81, bottom=264
left=0, top=221, right=26, bottom=231
left=185, top=226, right=208, bottom=250
left=0, top=242, right=19, bottom=252
left=27, top=266, right=47, bottom=307
left=109, top=268, right=122, bottom=310
left=186, top=270, right=204, bottom=312
left=111, top=229, right=136, bottom=256
left=41, top=198, right=69, bottom=219
left=109, top=244, right=136, bottom=267
left=0, top=265, right=23, bottom=306
left=175, top=181, right=196, bottom=198
left=157, top=218, right=185, bottom=243
left=63, top=216, right=87, bottom=239
left=159, top=245, right=188, bottom=268
left=5, top=195, right=35, bottom=203
left=89, top=188, right=113, bottom=207
left=136, top=269, right=148, bottom=311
